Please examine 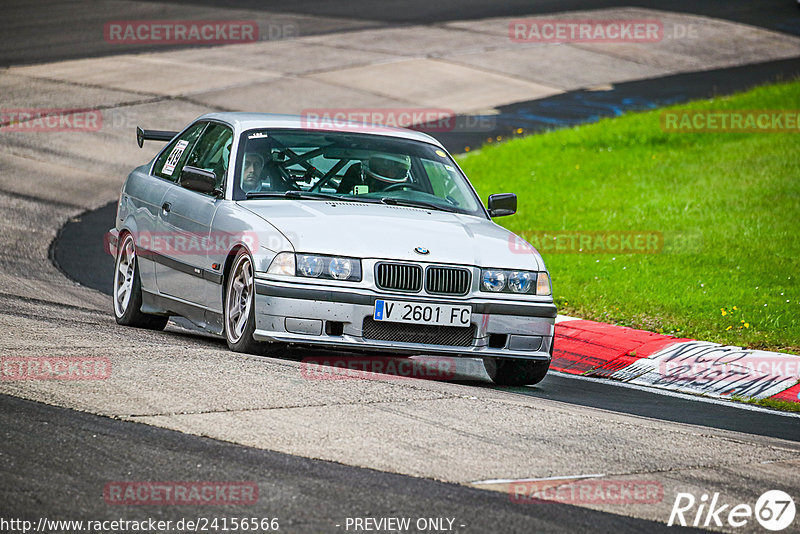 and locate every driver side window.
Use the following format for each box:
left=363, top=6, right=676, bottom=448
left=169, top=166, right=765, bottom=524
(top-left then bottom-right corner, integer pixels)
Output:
left=183, top=122, right=234, bottom=193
